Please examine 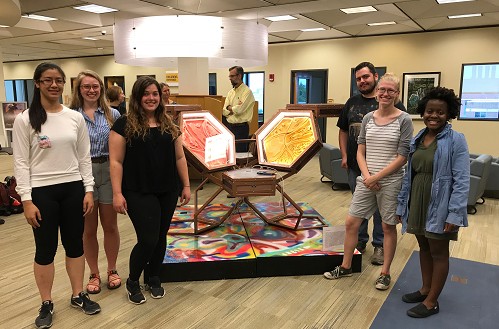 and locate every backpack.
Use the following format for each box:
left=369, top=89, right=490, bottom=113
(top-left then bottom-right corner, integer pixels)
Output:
left=0, top=176, right=23, bottom=215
